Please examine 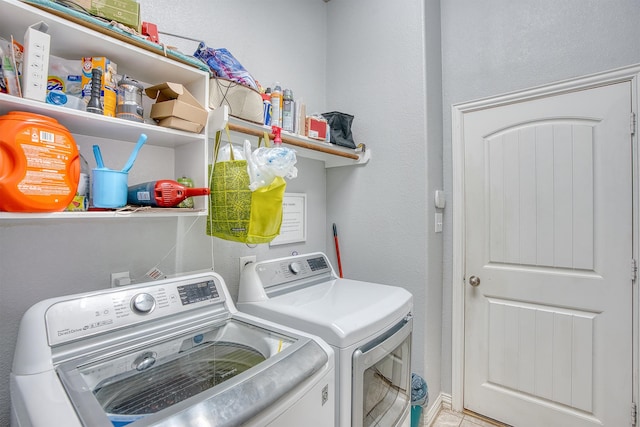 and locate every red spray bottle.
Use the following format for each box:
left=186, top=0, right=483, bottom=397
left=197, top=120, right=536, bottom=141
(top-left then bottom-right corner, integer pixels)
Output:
left=271, top=125, right=283, bottom=145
